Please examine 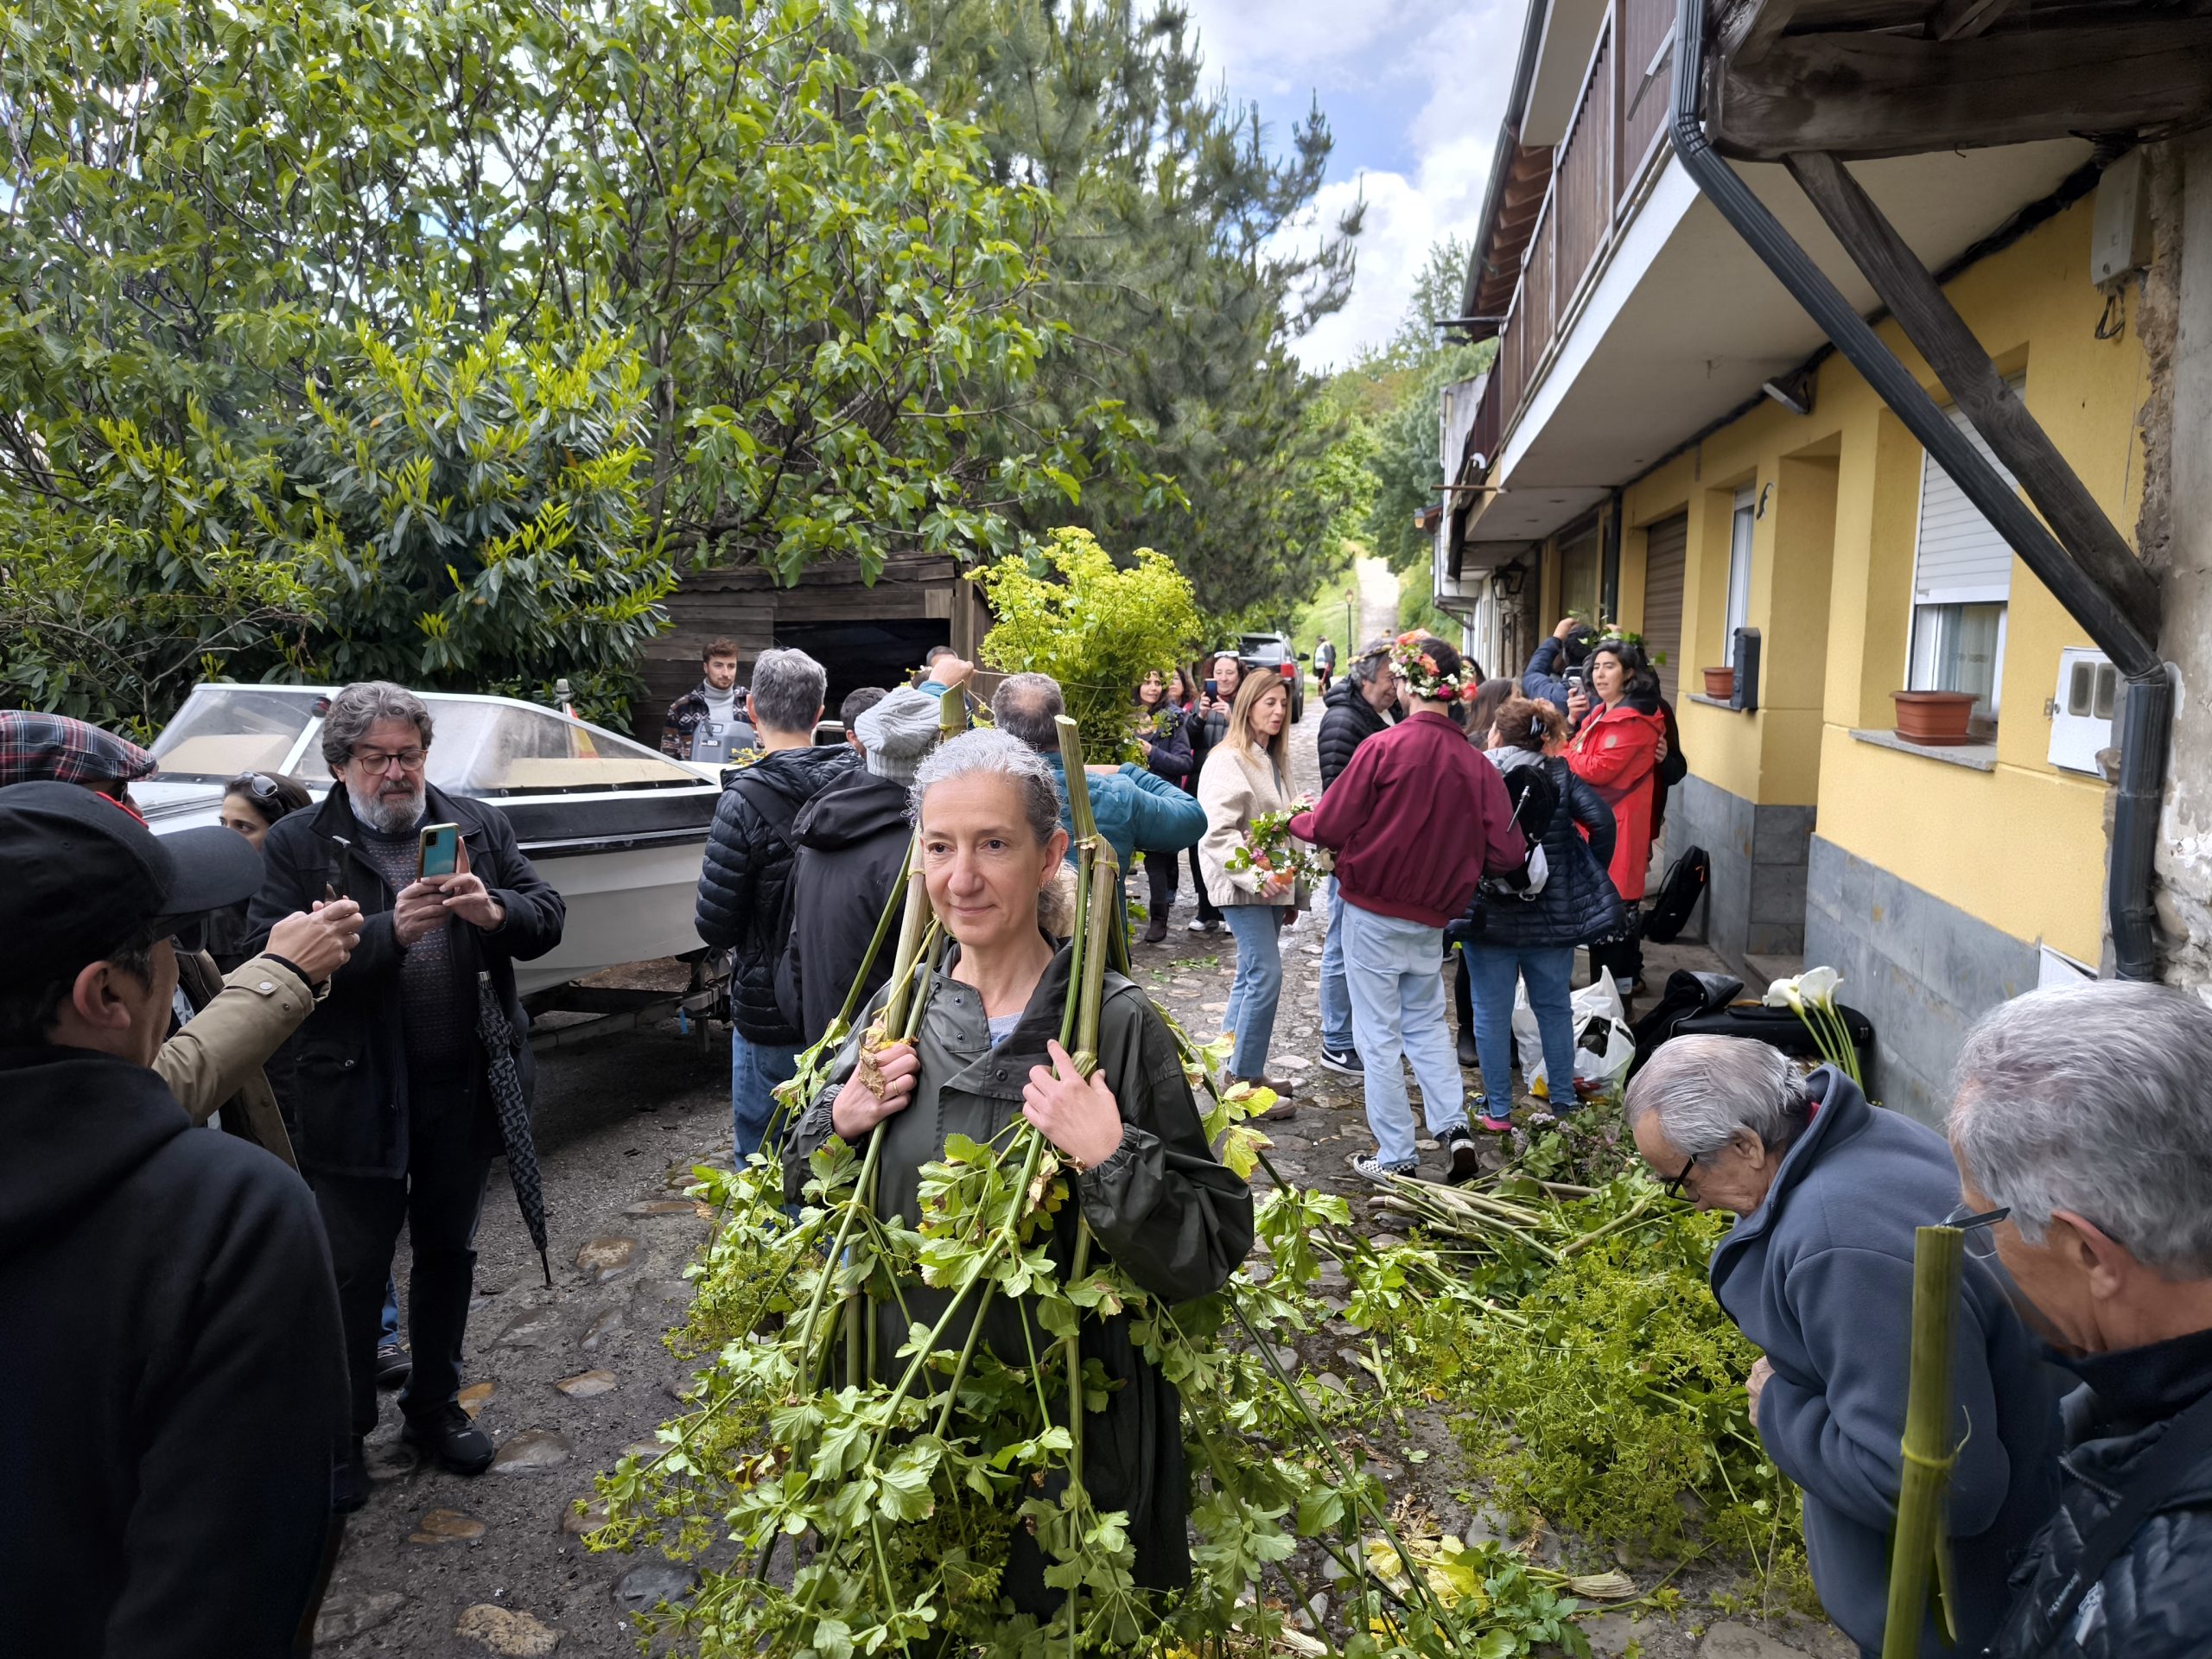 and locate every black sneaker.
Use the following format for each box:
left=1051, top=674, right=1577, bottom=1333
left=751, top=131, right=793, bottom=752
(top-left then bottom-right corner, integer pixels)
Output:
left=1350, top=1151, right=1420, bottom=1185
left=1319, top=1046, right=1362, bottom=1077
left=1440, top=1124, right=1483, bottom=1185
left=334, top=1438, right=370, bottom=1514
left=401, top=1403, right=497, bottom=1475
left=375, top=1341, right=412, bottom=1391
